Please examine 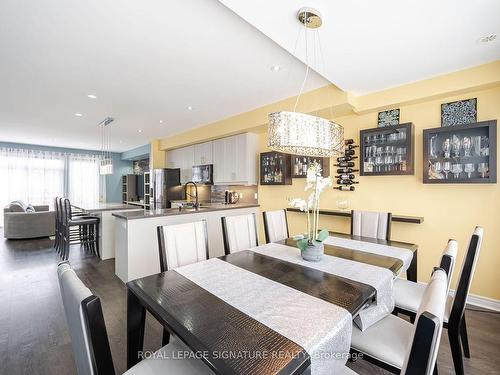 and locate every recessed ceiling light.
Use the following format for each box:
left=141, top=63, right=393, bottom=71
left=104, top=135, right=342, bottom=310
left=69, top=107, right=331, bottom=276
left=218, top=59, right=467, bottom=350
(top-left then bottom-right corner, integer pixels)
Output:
left=87, top=94, right=97, bottom=99
left=138, top=129, right=143, bottom=133
left=159, top=120, right=163, bottom=123
left=270, top=65, right=282, bottom=71
left=479, top=34, right=497, bottom=43
left=74, top=113, right=83, bottom=117
left=186, top=105, right=193, bottom=111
